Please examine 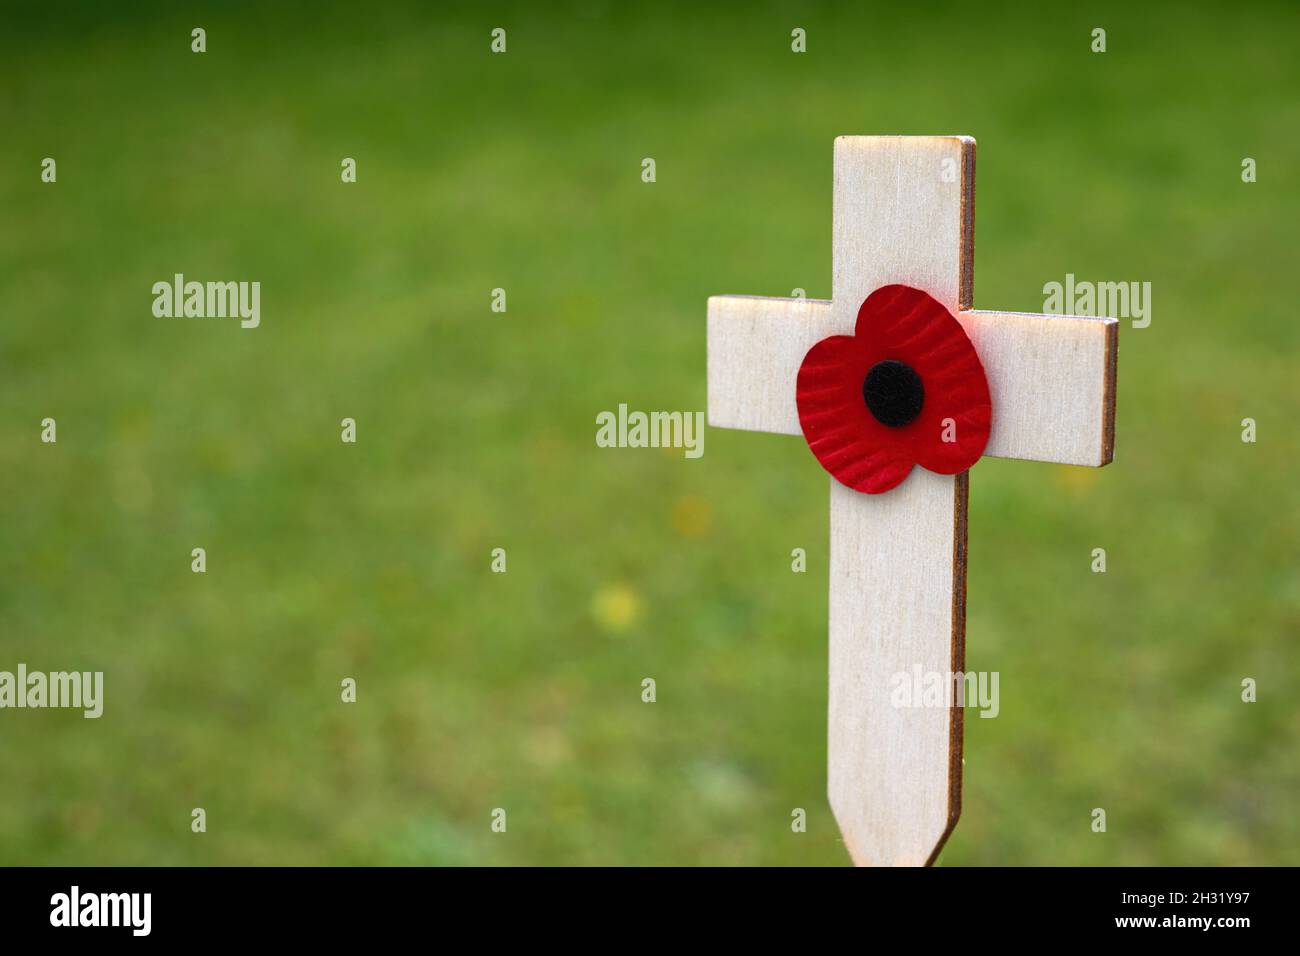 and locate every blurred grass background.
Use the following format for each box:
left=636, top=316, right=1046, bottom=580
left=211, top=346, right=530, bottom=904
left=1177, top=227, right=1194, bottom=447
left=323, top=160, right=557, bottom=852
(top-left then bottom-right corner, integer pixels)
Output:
left=1, top=0, right=1297, bottom=865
